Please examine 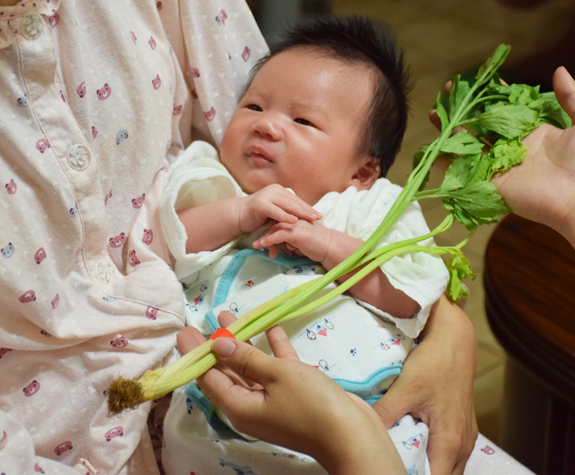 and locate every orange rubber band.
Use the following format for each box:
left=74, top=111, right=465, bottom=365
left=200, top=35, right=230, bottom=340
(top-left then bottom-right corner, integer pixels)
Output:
left=210, top=328, right=236, bottom=340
